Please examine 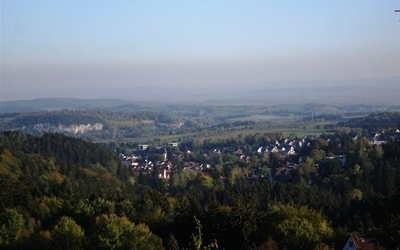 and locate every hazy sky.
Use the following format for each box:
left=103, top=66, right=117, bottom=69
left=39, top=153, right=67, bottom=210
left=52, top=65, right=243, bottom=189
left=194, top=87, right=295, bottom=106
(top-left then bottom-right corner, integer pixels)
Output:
left=1, top=1, right=400, bottom=100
